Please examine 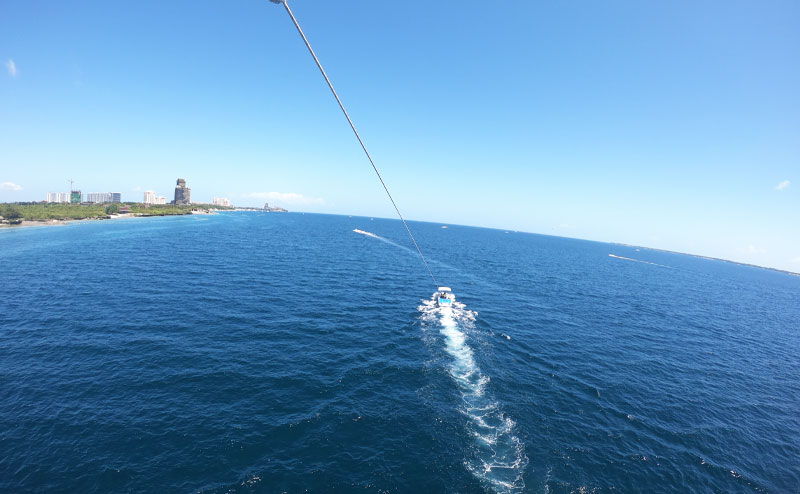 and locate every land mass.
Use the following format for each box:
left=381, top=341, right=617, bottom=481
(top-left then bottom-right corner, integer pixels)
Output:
left=613, top=242, right=800, bottom=278
left=0, top=202, right=233, bottom=226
